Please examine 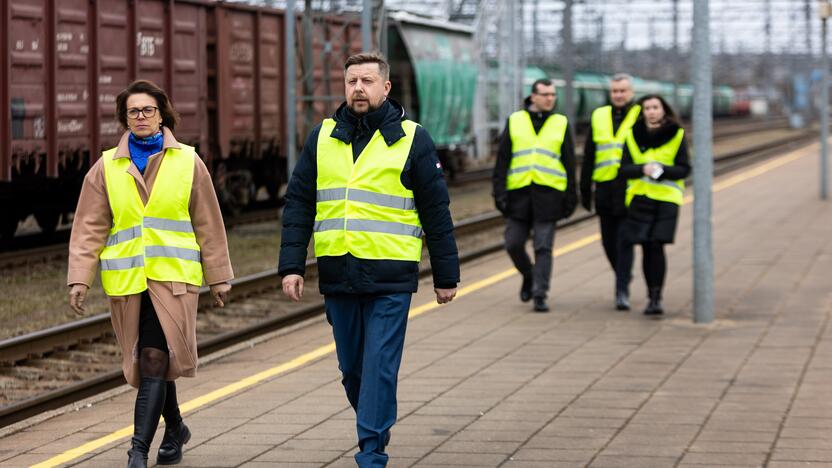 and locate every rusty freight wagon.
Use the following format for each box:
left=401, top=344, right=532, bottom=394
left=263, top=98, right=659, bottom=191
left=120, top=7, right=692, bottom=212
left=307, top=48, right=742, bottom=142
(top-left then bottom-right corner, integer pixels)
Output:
left=0, top=0, right=362, bottom=239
